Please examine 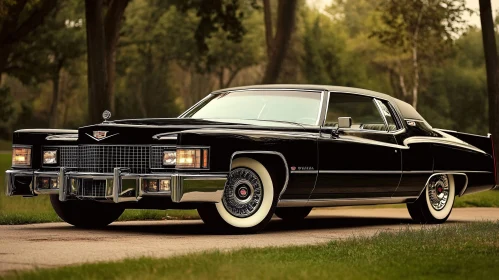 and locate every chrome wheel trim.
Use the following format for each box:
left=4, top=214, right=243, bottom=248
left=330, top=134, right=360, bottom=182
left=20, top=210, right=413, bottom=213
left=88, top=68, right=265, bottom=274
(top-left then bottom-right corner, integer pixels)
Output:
left=222, top=168, right=263, bottom=218
left=427, top=175, right=450, bottom=211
